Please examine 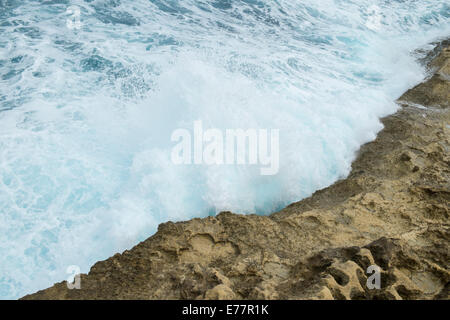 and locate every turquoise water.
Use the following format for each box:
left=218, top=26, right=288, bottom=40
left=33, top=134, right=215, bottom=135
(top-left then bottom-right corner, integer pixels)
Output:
left=0, top=0, right=449, bottom=299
